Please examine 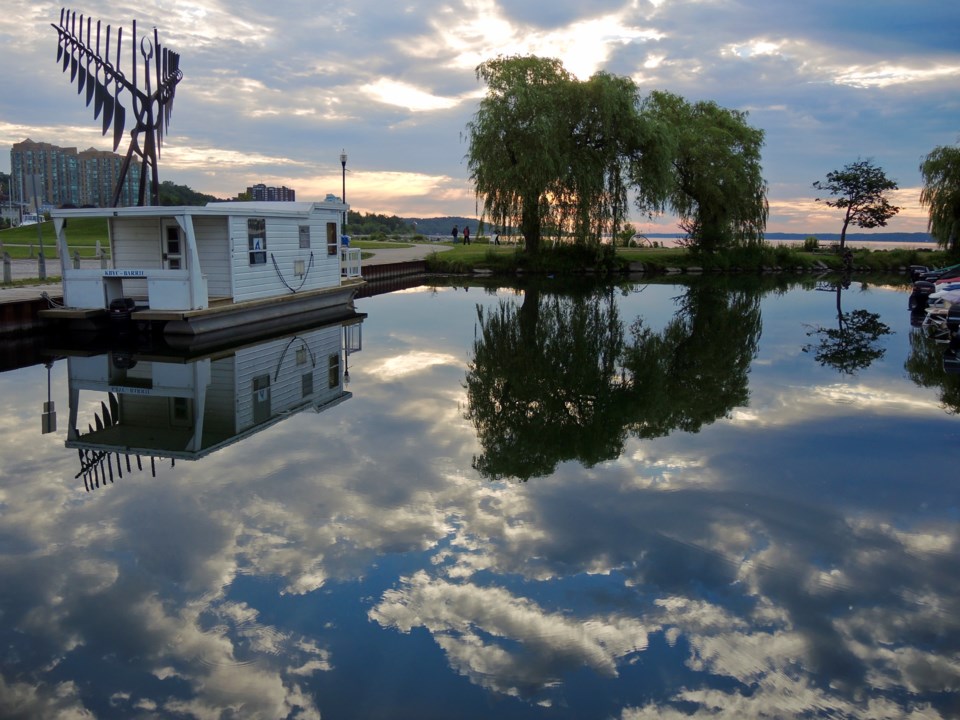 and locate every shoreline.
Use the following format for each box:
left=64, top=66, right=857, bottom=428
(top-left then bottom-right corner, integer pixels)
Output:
left=649, top=238, right=936, bottom=251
